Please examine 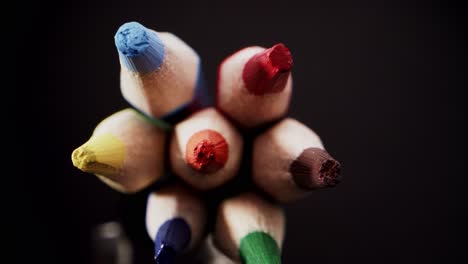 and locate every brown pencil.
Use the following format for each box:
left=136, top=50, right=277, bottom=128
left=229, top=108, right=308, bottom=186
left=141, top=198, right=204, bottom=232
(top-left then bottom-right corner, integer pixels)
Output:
left=169, top=107, right=243, bottom=190
left=252, top=118, right=342, bottom=202
left=71, top=108, right=166, bottom=193
left=217, top=43, right=293, bottom=128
